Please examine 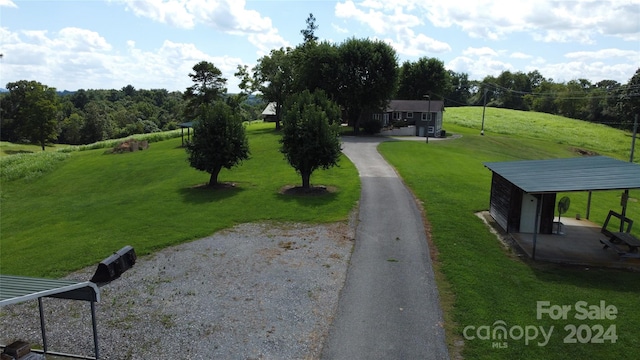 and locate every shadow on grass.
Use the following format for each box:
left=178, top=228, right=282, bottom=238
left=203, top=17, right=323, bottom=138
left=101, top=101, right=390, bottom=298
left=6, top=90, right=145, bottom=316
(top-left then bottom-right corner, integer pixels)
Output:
left=250, top=127, right=281, bottom=136
left=275, top=185, right=339, bottom=207
left=4, top=149, right=34, bottom=155
left=178, top=182, right=245, bottom=204
left=530, top=263, right=640, bottom=294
